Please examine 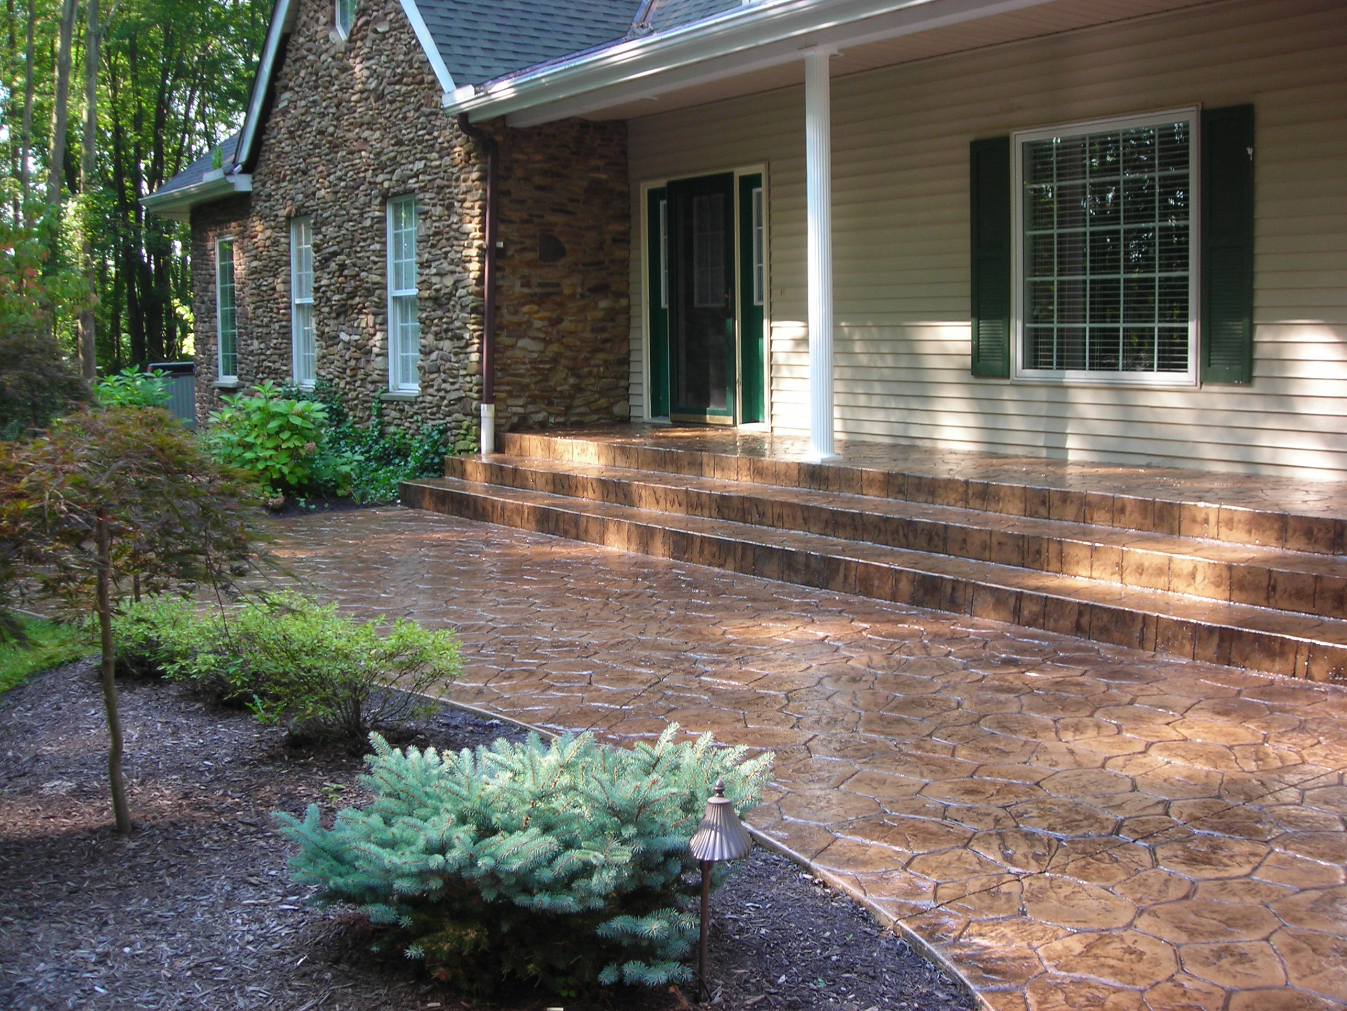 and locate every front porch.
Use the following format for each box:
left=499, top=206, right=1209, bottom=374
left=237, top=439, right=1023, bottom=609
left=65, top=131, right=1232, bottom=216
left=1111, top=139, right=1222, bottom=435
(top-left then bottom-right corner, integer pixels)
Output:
left=403, top=425, right=1347, bottom=683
